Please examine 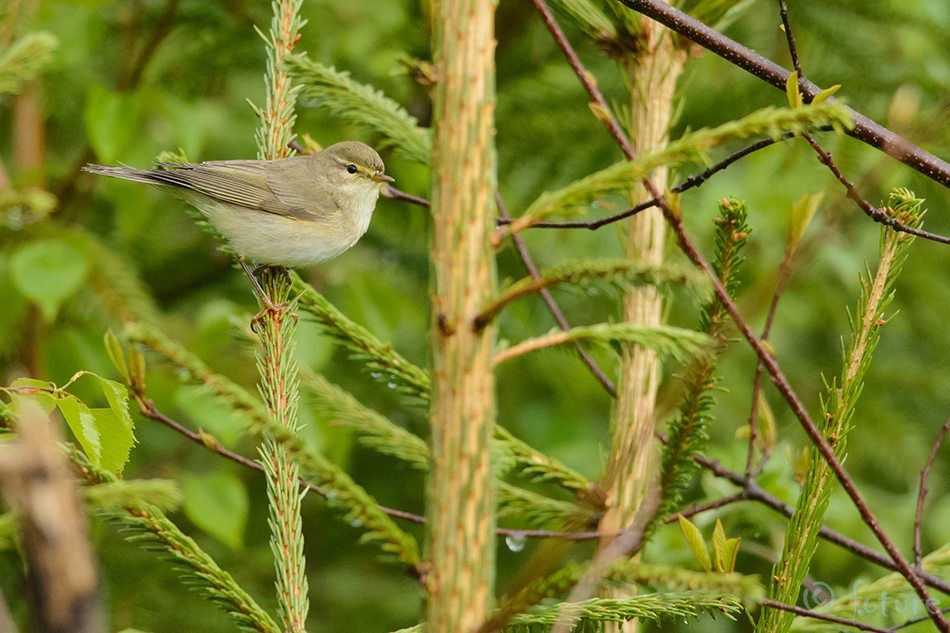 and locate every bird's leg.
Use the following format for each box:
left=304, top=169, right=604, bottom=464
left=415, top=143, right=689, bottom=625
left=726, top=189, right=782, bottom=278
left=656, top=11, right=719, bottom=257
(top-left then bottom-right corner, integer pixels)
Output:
left=240, top=259, right=294, bottom=328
